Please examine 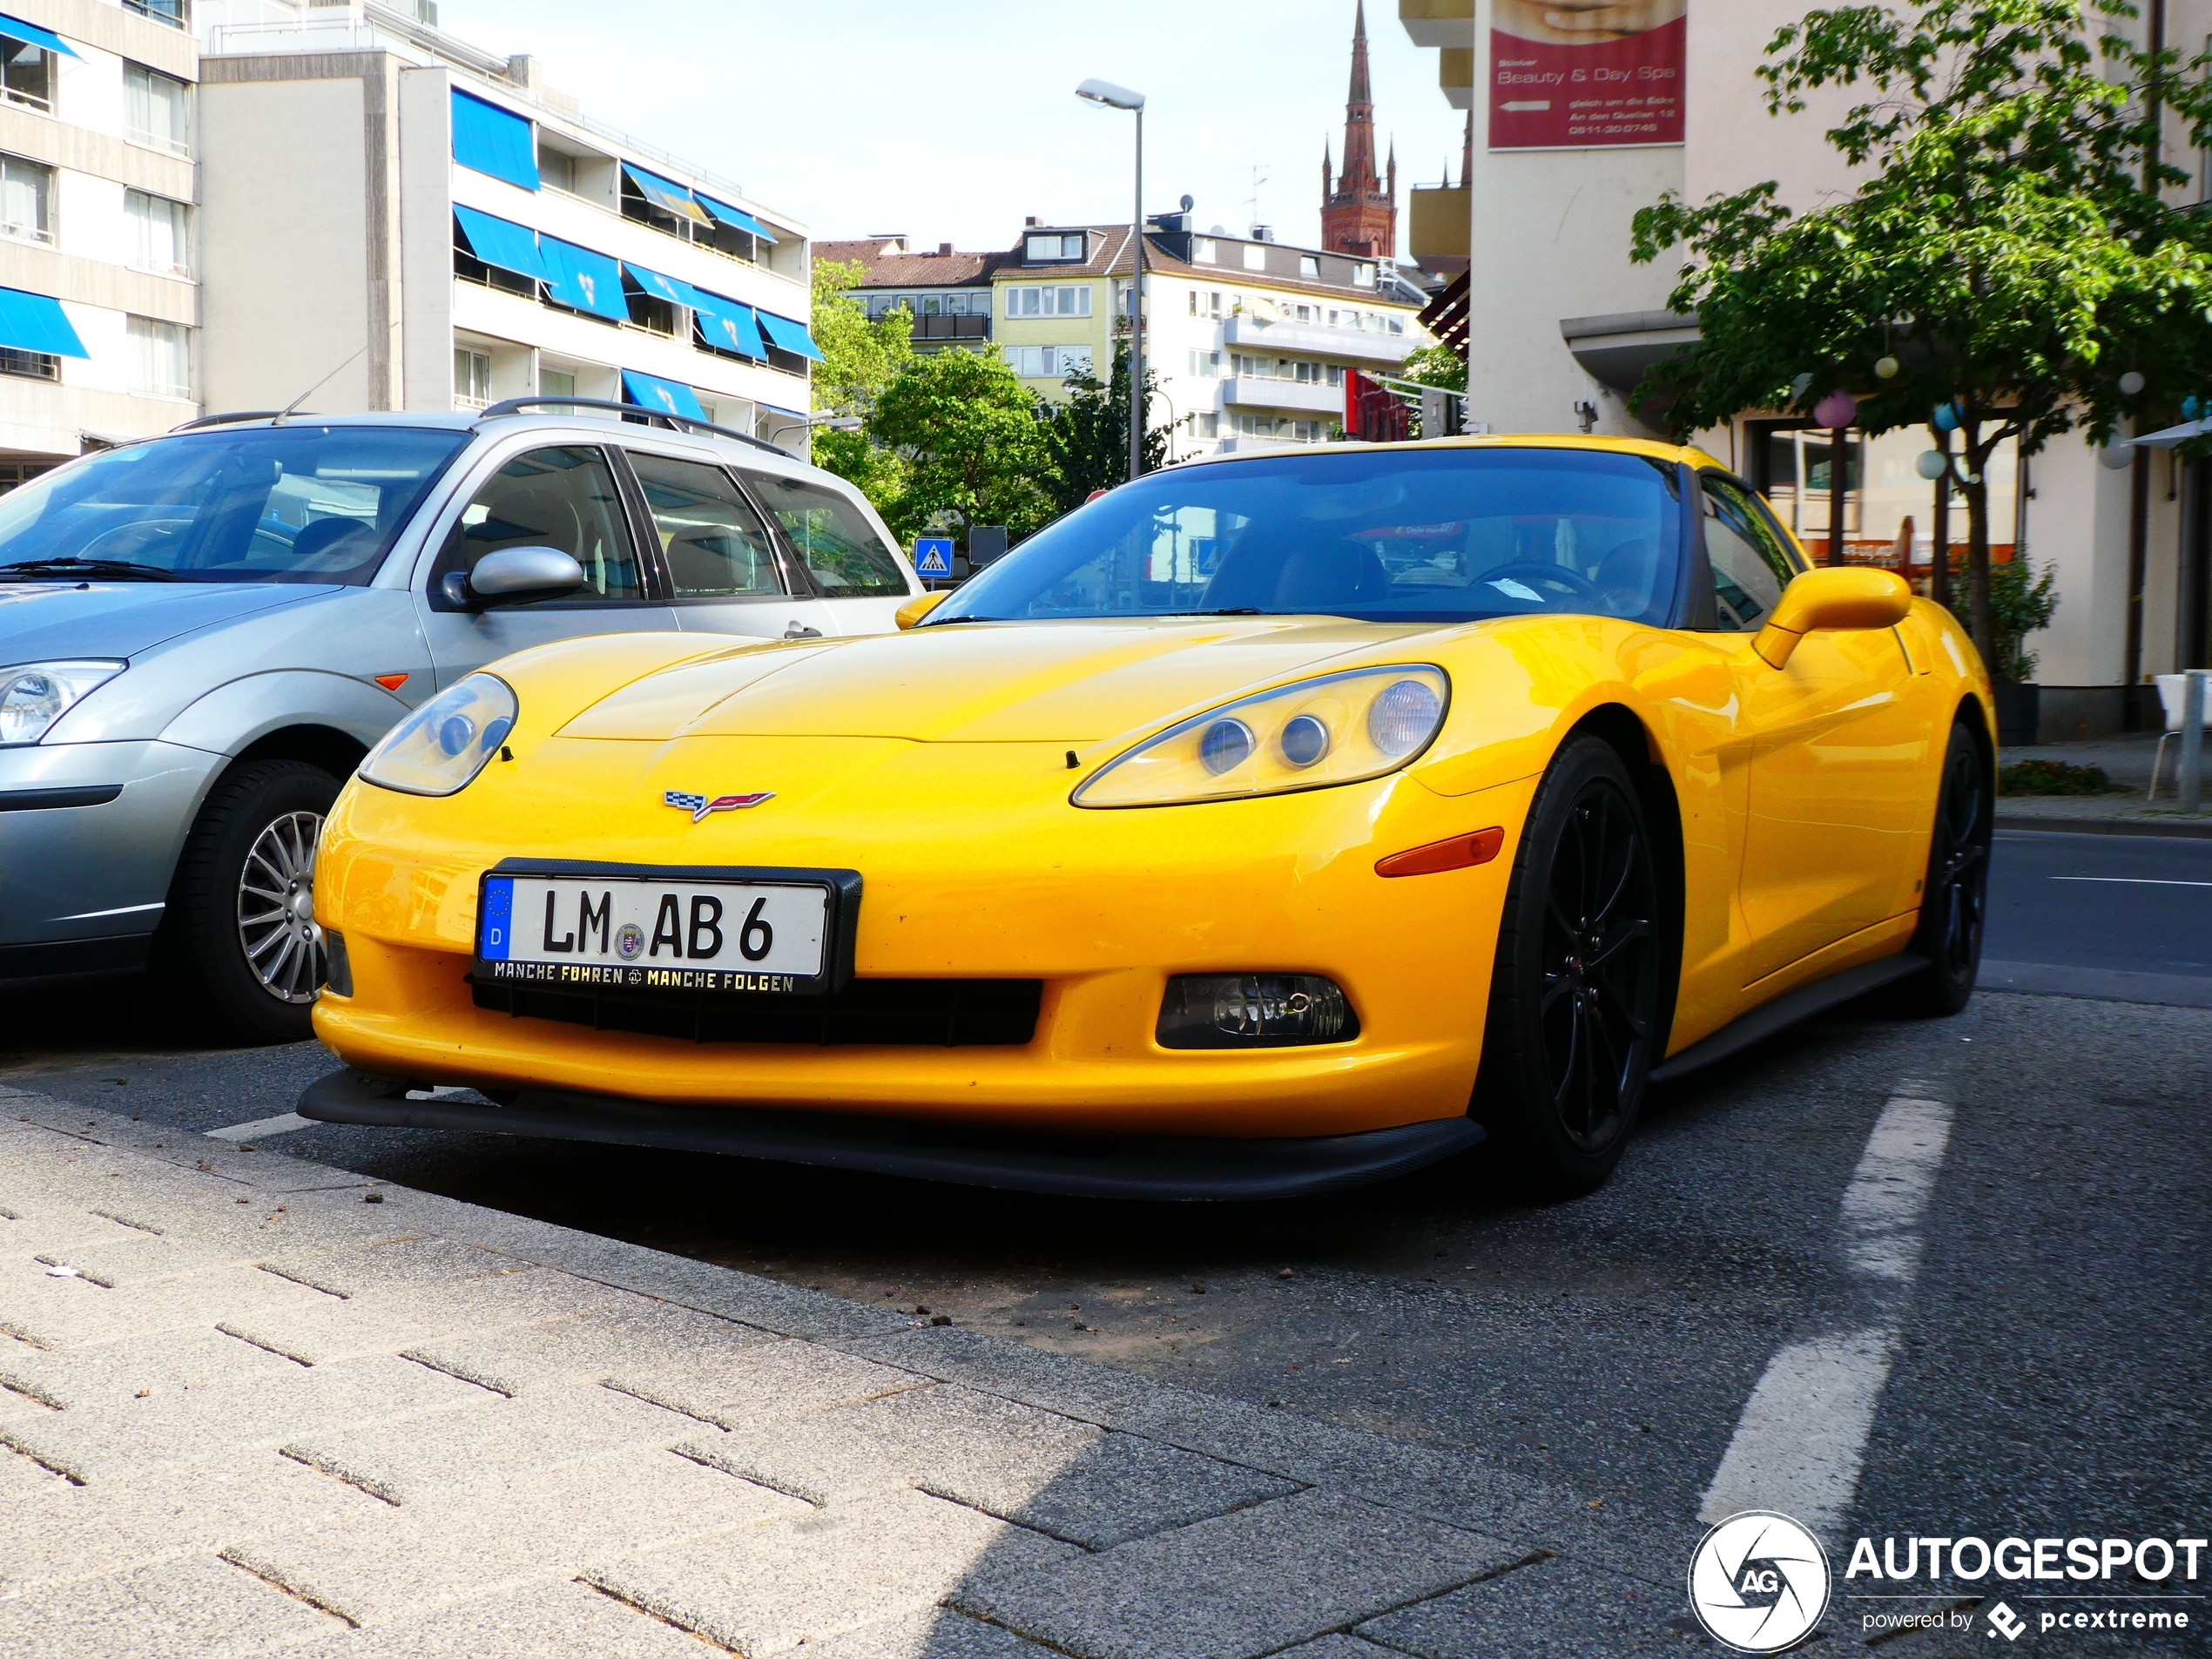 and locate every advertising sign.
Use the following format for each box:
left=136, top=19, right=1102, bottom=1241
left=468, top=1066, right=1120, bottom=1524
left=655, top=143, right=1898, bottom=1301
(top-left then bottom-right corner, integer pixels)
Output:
left=1489, top=1, right=1685, bottom=151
